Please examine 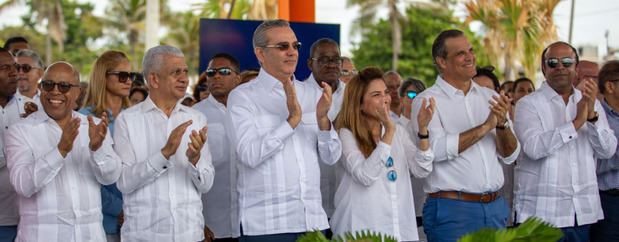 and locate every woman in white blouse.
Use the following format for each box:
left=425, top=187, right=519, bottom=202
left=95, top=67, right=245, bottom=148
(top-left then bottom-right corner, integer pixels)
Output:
left=331, top=67, right=435, bottom=241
